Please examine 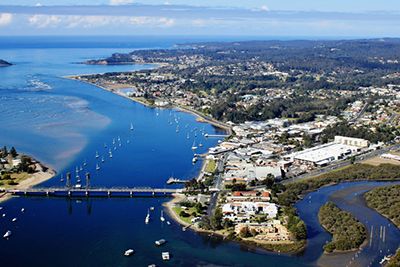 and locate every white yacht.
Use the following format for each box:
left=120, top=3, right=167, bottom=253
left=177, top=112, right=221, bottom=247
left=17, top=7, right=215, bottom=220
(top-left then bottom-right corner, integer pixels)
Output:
left=101, top=157, right=105, bottom=163
left=12, top=218, right=17, bottom=222
left=150, top=207, right=155, bottom=211
left=160, top=210, right=165, bottom=222
left=192, top=157, right=198, bottom=163
left=130, top=122, right=134, bottom=130
left=191, top=140, right=198, bottom=150
left=96, top=164, right=100, bottom=171
left=124, top=249, right=135, bottom=256
left=3, top=230, right=12, bottom=239
left=21, top=208, right=25, bottom=213
left=161, top=252, right=170, bottom=260
left=95, top=151, right=99, bottom=158
left=155, top=239, right=166, bottom=246
left=145, top=210, right=150, bottom=224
